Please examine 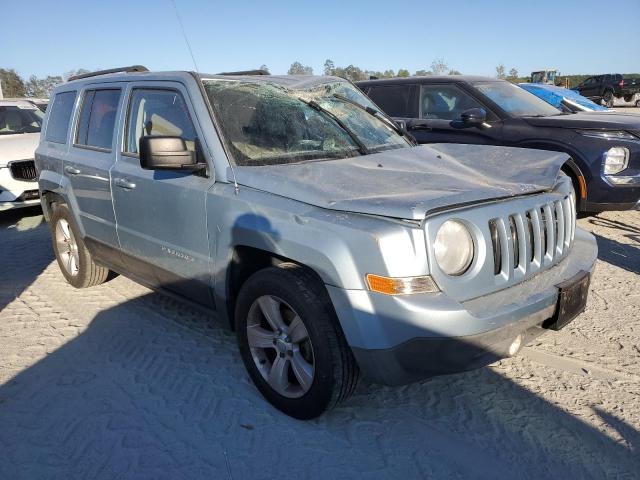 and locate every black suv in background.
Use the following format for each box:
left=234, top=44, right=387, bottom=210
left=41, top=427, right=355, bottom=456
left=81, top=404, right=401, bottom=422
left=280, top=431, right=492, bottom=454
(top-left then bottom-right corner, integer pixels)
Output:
left=574, top=74, right=640, bottom=107
left=357, top=76, right=640, bottom=213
